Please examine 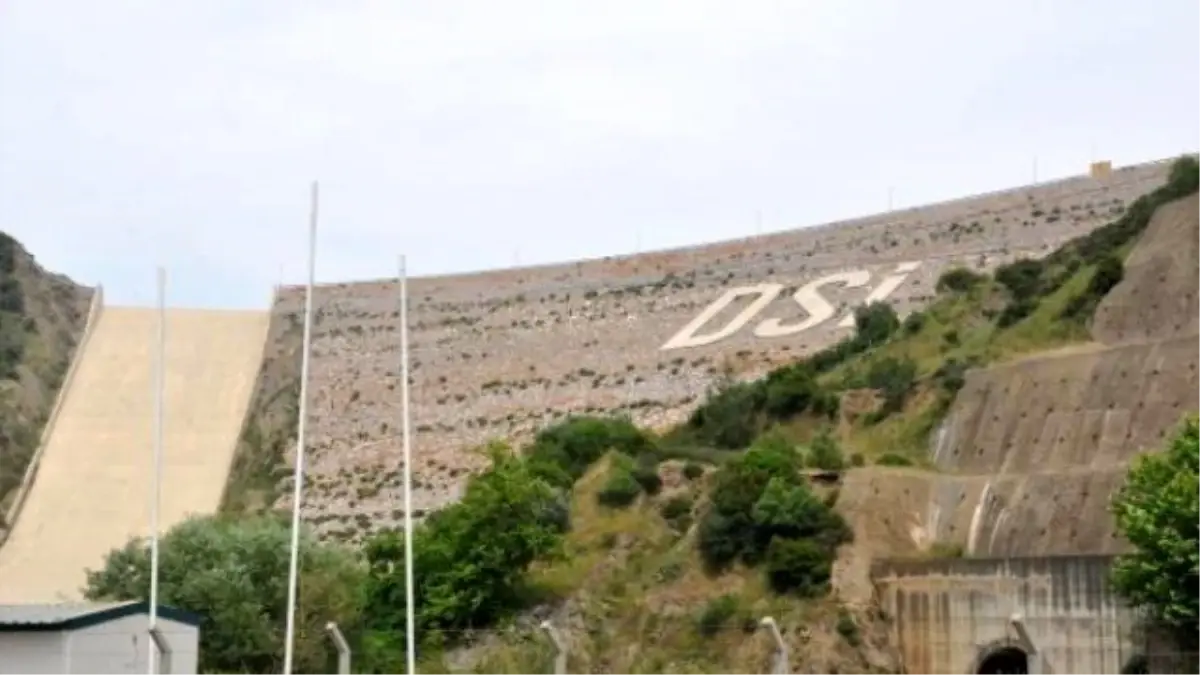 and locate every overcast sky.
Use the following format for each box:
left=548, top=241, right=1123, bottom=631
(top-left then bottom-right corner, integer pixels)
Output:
left=1, top=1, right=1196, bottom=309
